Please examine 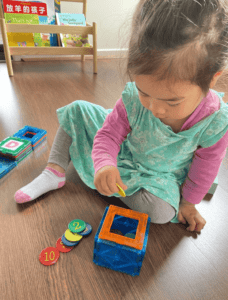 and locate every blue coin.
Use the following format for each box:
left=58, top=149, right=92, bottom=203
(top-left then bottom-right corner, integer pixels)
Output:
left=78, top=223, right=92, bottom=236
left=61, top=234, right=80, bottom=247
